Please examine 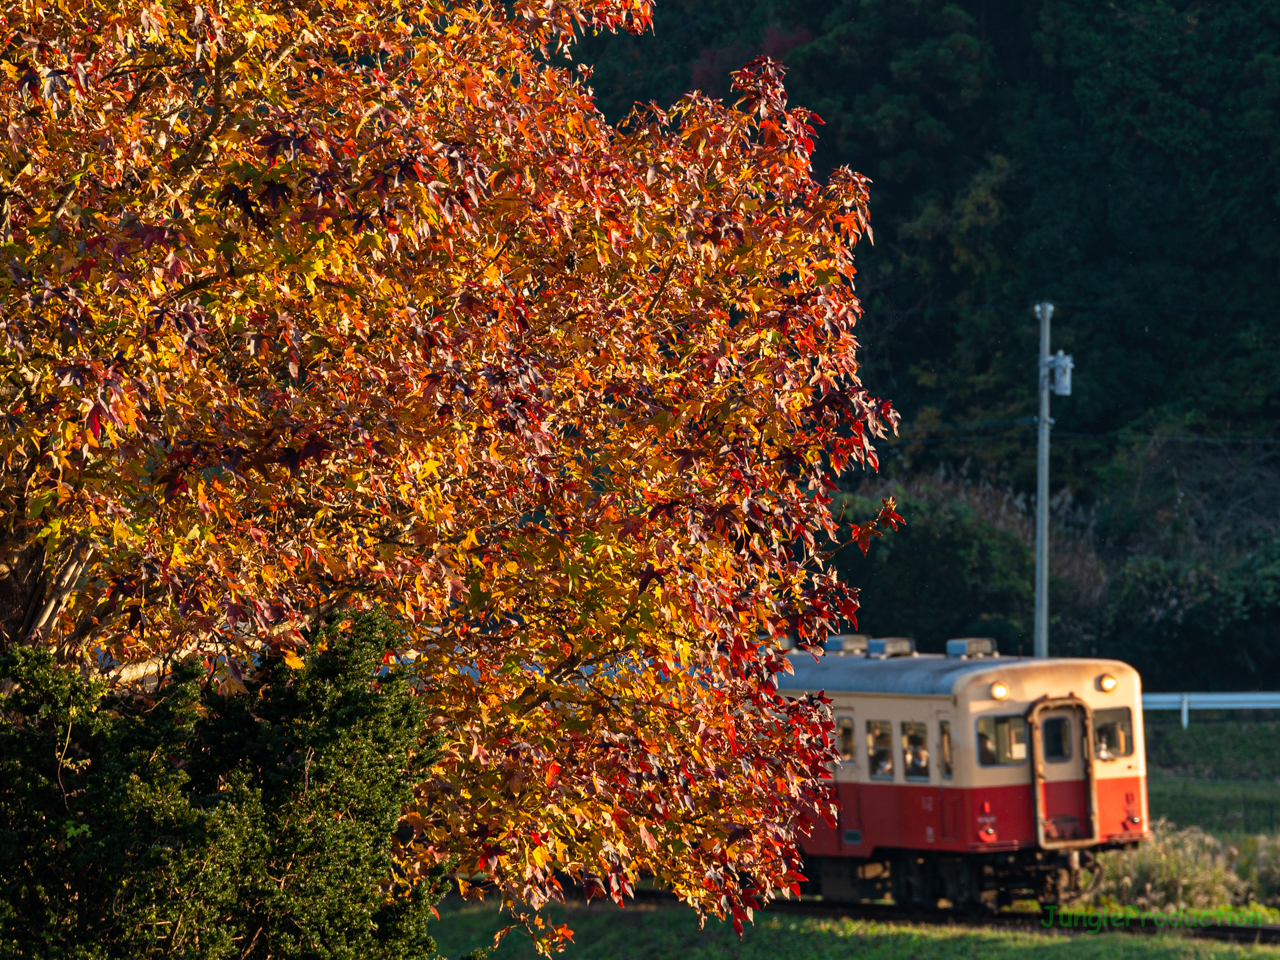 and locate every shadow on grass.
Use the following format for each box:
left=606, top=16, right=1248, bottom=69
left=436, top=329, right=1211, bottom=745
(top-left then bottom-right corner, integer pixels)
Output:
left=429, top=900, right=1280, bottom=960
